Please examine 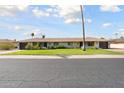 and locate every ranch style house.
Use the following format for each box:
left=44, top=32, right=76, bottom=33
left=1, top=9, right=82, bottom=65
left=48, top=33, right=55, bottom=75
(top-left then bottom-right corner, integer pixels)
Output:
left=18, top=37, right=110, bottom=49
